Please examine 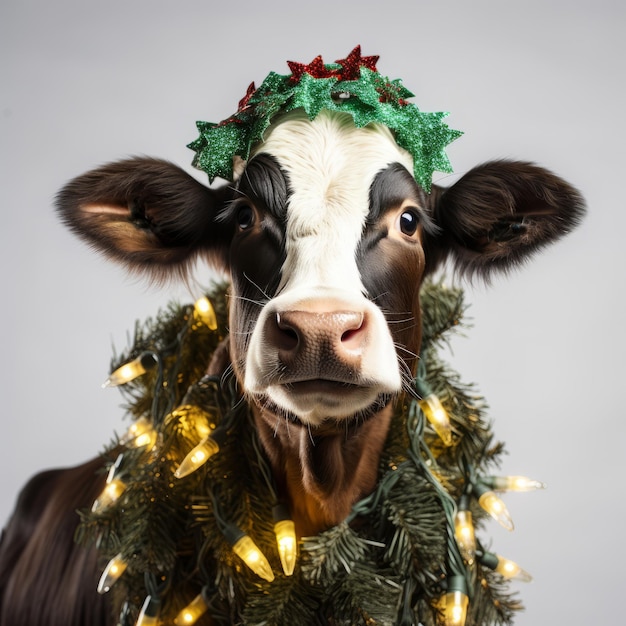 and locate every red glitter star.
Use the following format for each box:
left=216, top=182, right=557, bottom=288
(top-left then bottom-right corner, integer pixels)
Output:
left=335, top=45, right=379, bottom=80
left=237, top=82, right=257, bottom=111
left=287, top=55, right=337, bottom=82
